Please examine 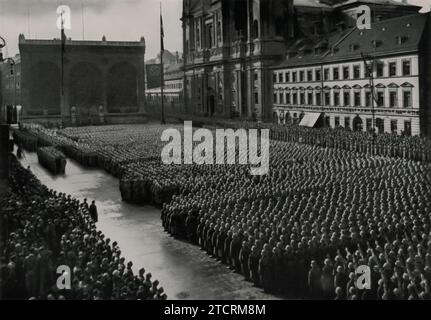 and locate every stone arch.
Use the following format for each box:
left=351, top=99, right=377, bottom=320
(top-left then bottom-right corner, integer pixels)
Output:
left=107, top=62, right=138, bottom=113
left=70, top=62, right=103, bottom=111
left=353, top=115, right=363, bottom=132
left=30, top=61, right=61, bottom=113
